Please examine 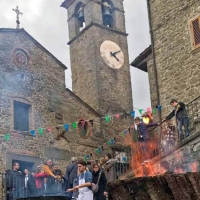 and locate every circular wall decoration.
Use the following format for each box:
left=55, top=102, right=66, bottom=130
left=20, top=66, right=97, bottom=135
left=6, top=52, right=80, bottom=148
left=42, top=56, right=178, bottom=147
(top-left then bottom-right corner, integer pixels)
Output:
left=78, top=119, right=92, bottom=139
left=13, top=48, right=30, bottom=69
